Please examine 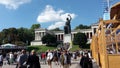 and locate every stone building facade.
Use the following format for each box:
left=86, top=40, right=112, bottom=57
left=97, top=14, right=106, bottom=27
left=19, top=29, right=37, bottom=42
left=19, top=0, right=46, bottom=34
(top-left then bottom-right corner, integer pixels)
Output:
left=31, top=23, right=98, bottom=46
